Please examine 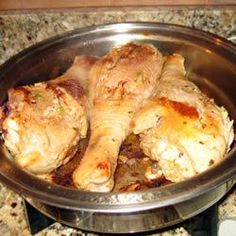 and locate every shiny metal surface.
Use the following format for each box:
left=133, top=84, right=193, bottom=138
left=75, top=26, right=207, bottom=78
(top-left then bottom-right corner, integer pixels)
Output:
left=0, top=22, right=235, bottom=233
left=26, top=181, right=231, bottom=233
